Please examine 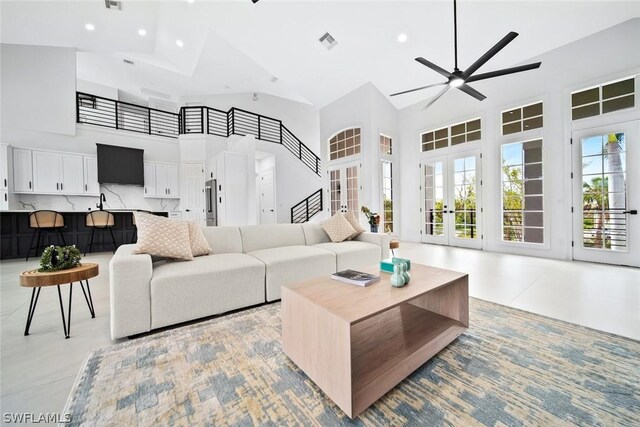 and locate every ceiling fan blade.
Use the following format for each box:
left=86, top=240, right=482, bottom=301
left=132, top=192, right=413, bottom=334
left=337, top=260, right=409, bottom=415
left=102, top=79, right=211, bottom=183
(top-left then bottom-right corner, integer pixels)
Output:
left=423, top=86, right=450, bottom=110
left=390, top=82, right=447, bottom=97
left=463, top=31, right=518, bottom=78
left=465, top=62, right=542, bottom=83
left=415, top=57, right=453, bottom=79
left=457, top=83, right=486, bottom=101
